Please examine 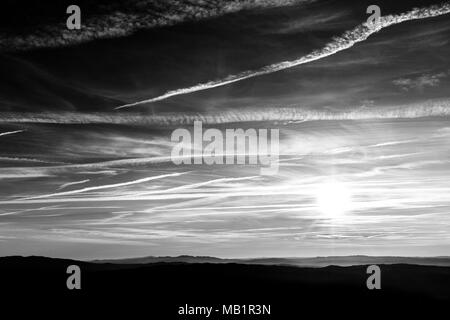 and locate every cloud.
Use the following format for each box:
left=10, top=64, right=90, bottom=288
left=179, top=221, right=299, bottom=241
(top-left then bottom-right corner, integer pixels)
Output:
left=0, top=0, right=311, bottom=52
left=22, top=172, right=188, bottom=200
left=115, top=3, right=450, bottom=108
left=1, top=99, right=450, bottom=125
left=0, top=157, right=65, bottom=165
left=58, top=179, right=91, bottom=190
left=393, top=71, right=450, bottom=91
left=272, top=10, right=348, bottom=34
